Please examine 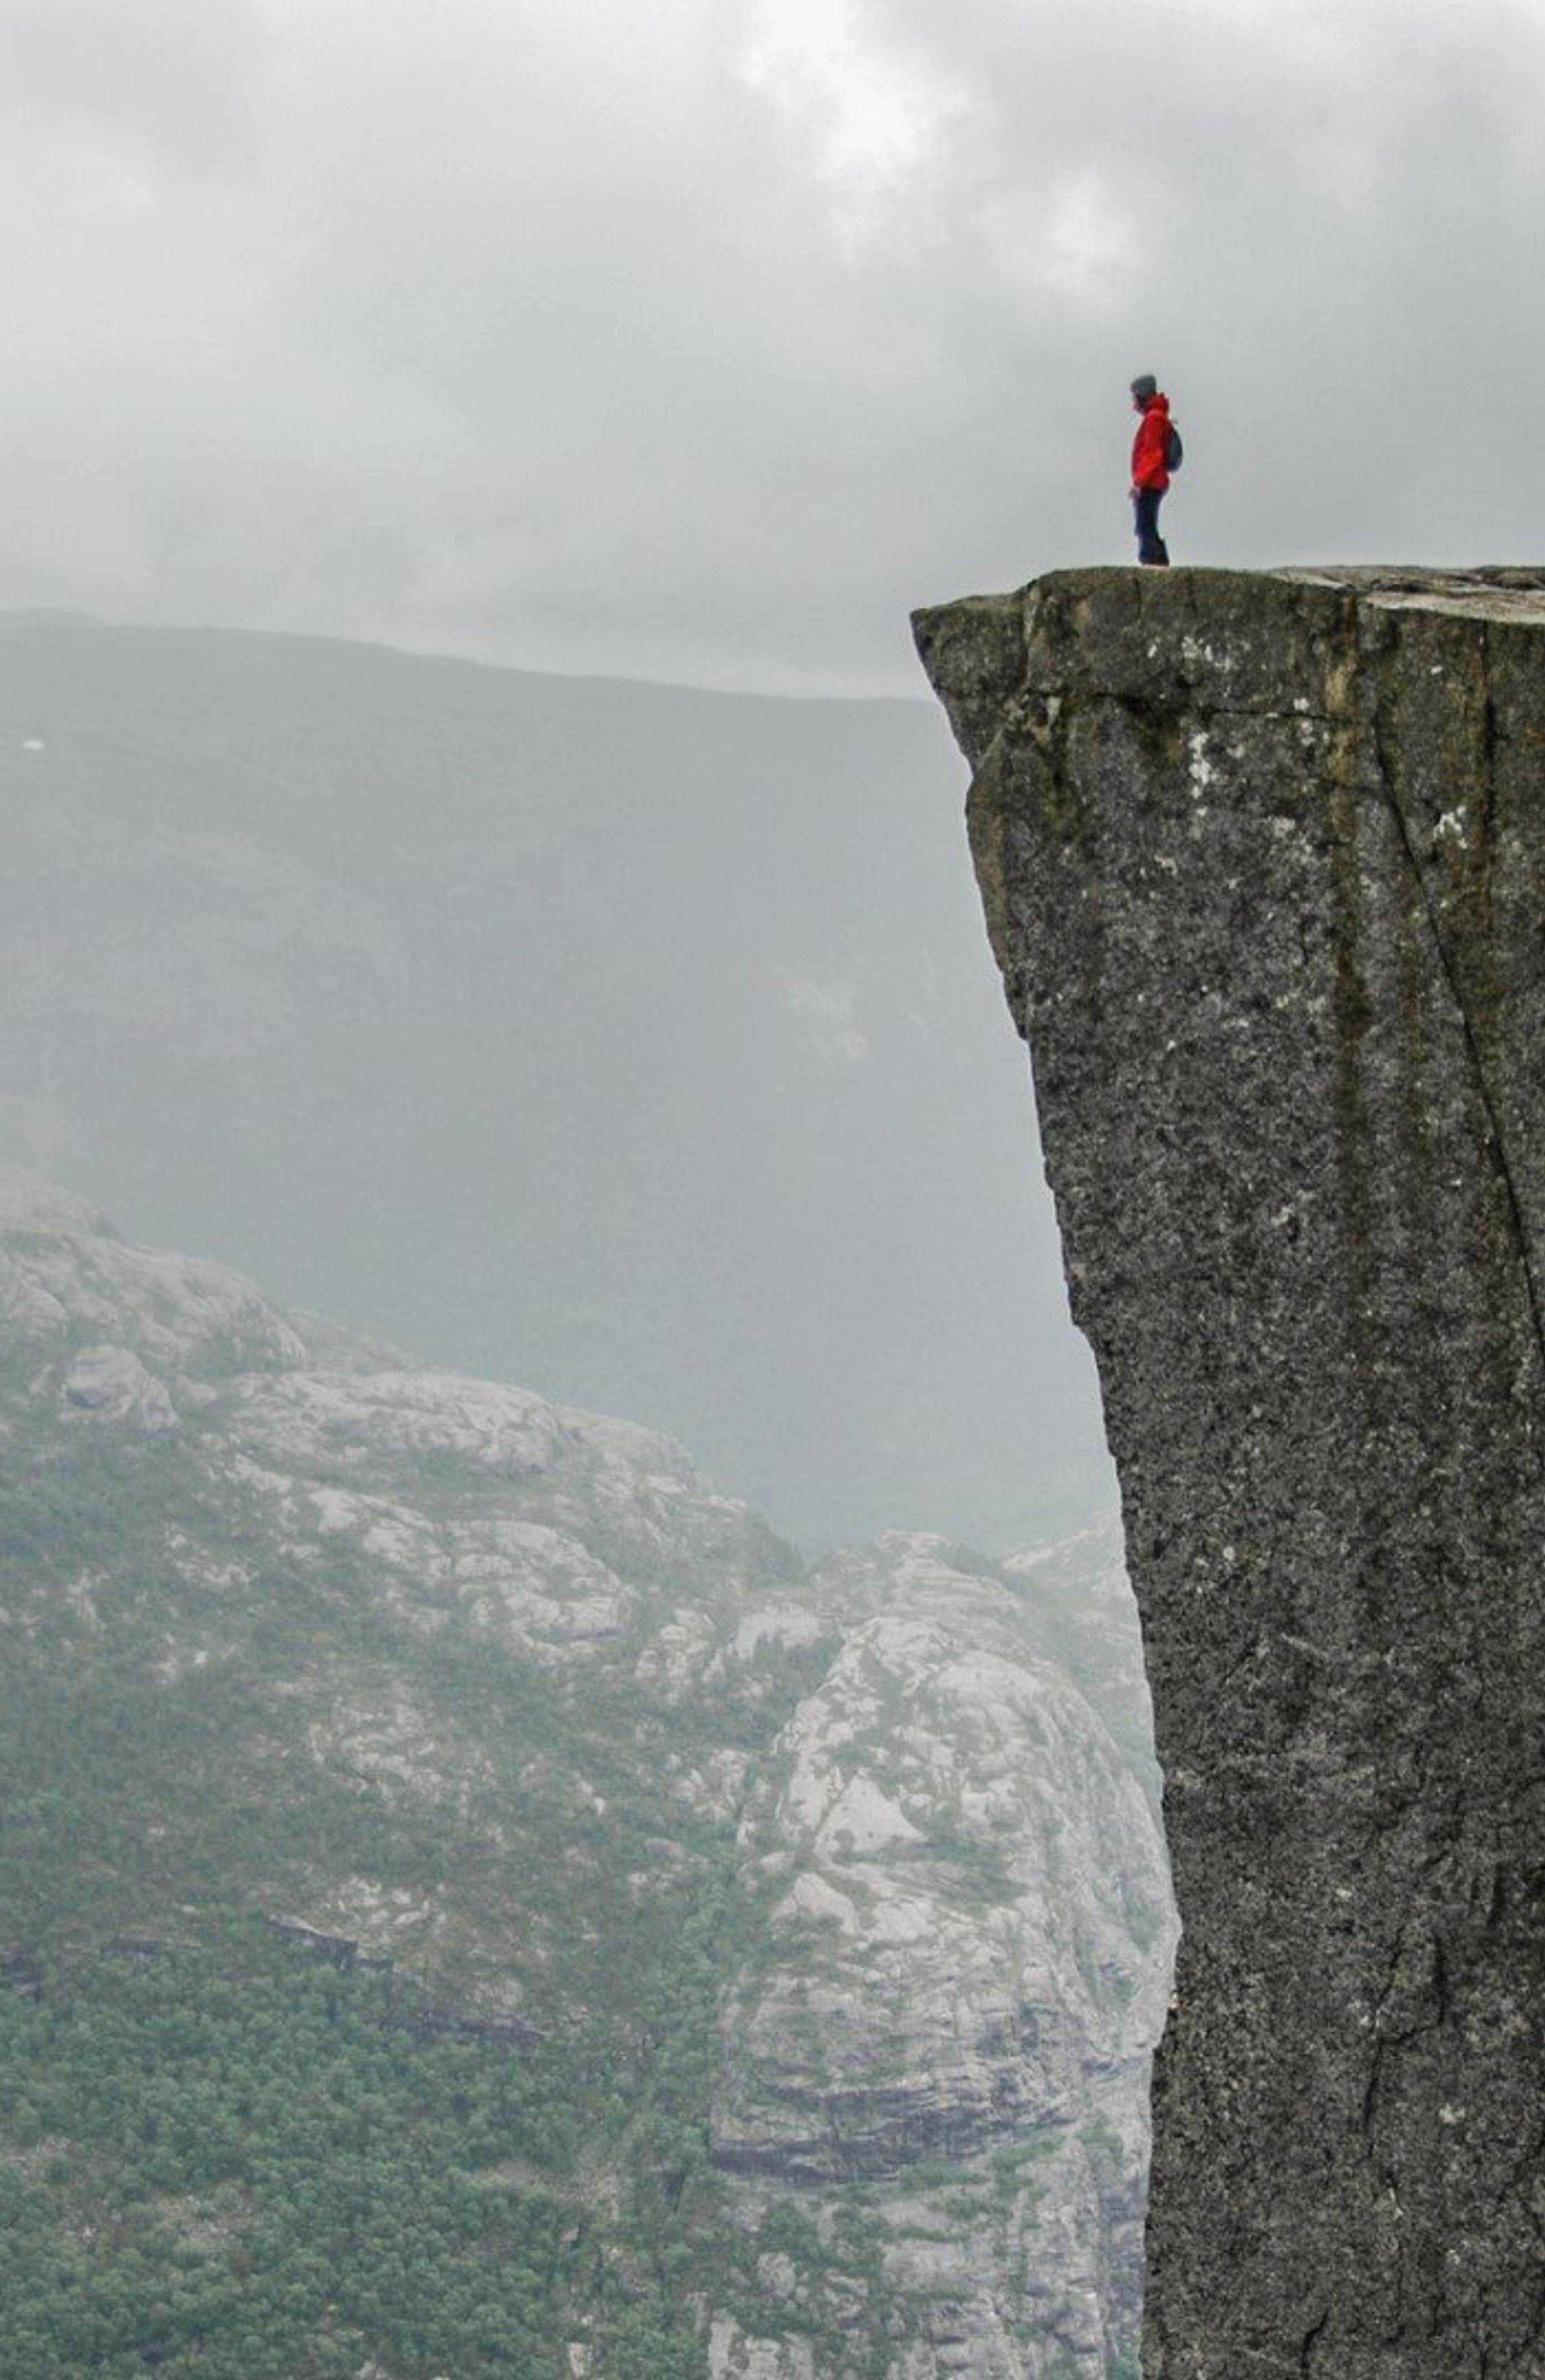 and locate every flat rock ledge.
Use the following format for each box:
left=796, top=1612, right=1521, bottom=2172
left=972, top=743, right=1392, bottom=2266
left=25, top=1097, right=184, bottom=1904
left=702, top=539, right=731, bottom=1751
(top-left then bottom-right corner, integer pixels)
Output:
left=913, top=567, right=1545, bottom=2379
